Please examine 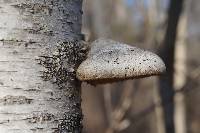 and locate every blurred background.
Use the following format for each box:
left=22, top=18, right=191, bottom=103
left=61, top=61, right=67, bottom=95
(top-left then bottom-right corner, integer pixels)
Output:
left=81, top=0, right=200, bottom=133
